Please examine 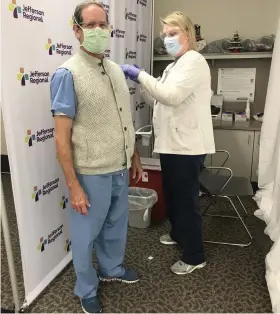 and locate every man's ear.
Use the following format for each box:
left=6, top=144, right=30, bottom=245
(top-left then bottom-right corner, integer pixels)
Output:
left=73, top=24, right=82, bottom=40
